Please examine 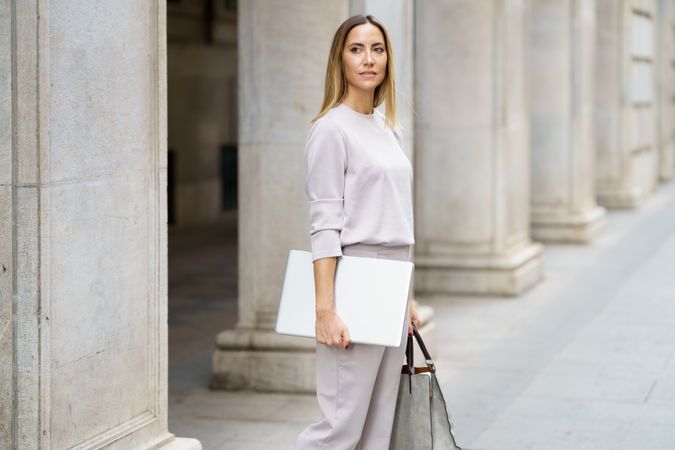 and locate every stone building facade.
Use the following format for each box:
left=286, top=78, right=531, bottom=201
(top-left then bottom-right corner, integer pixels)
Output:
left=2, top=0, right=674, bottom=448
